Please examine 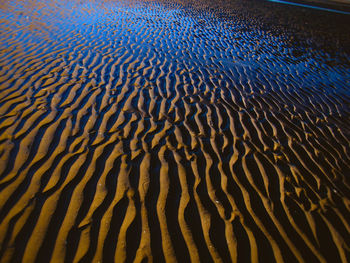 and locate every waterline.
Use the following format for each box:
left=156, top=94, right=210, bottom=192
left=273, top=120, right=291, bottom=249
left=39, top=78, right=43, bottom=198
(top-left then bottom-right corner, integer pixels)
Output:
left=268, top=0, right=350, bottom=15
